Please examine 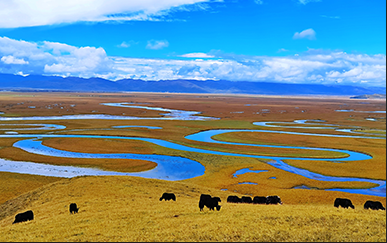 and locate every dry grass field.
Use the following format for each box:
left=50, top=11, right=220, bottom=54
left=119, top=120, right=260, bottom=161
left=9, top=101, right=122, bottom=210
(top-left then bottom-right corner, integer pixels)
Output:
left=0, top=92, right=385, bottom=241
left=0, top=176, right=385, bottom=242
